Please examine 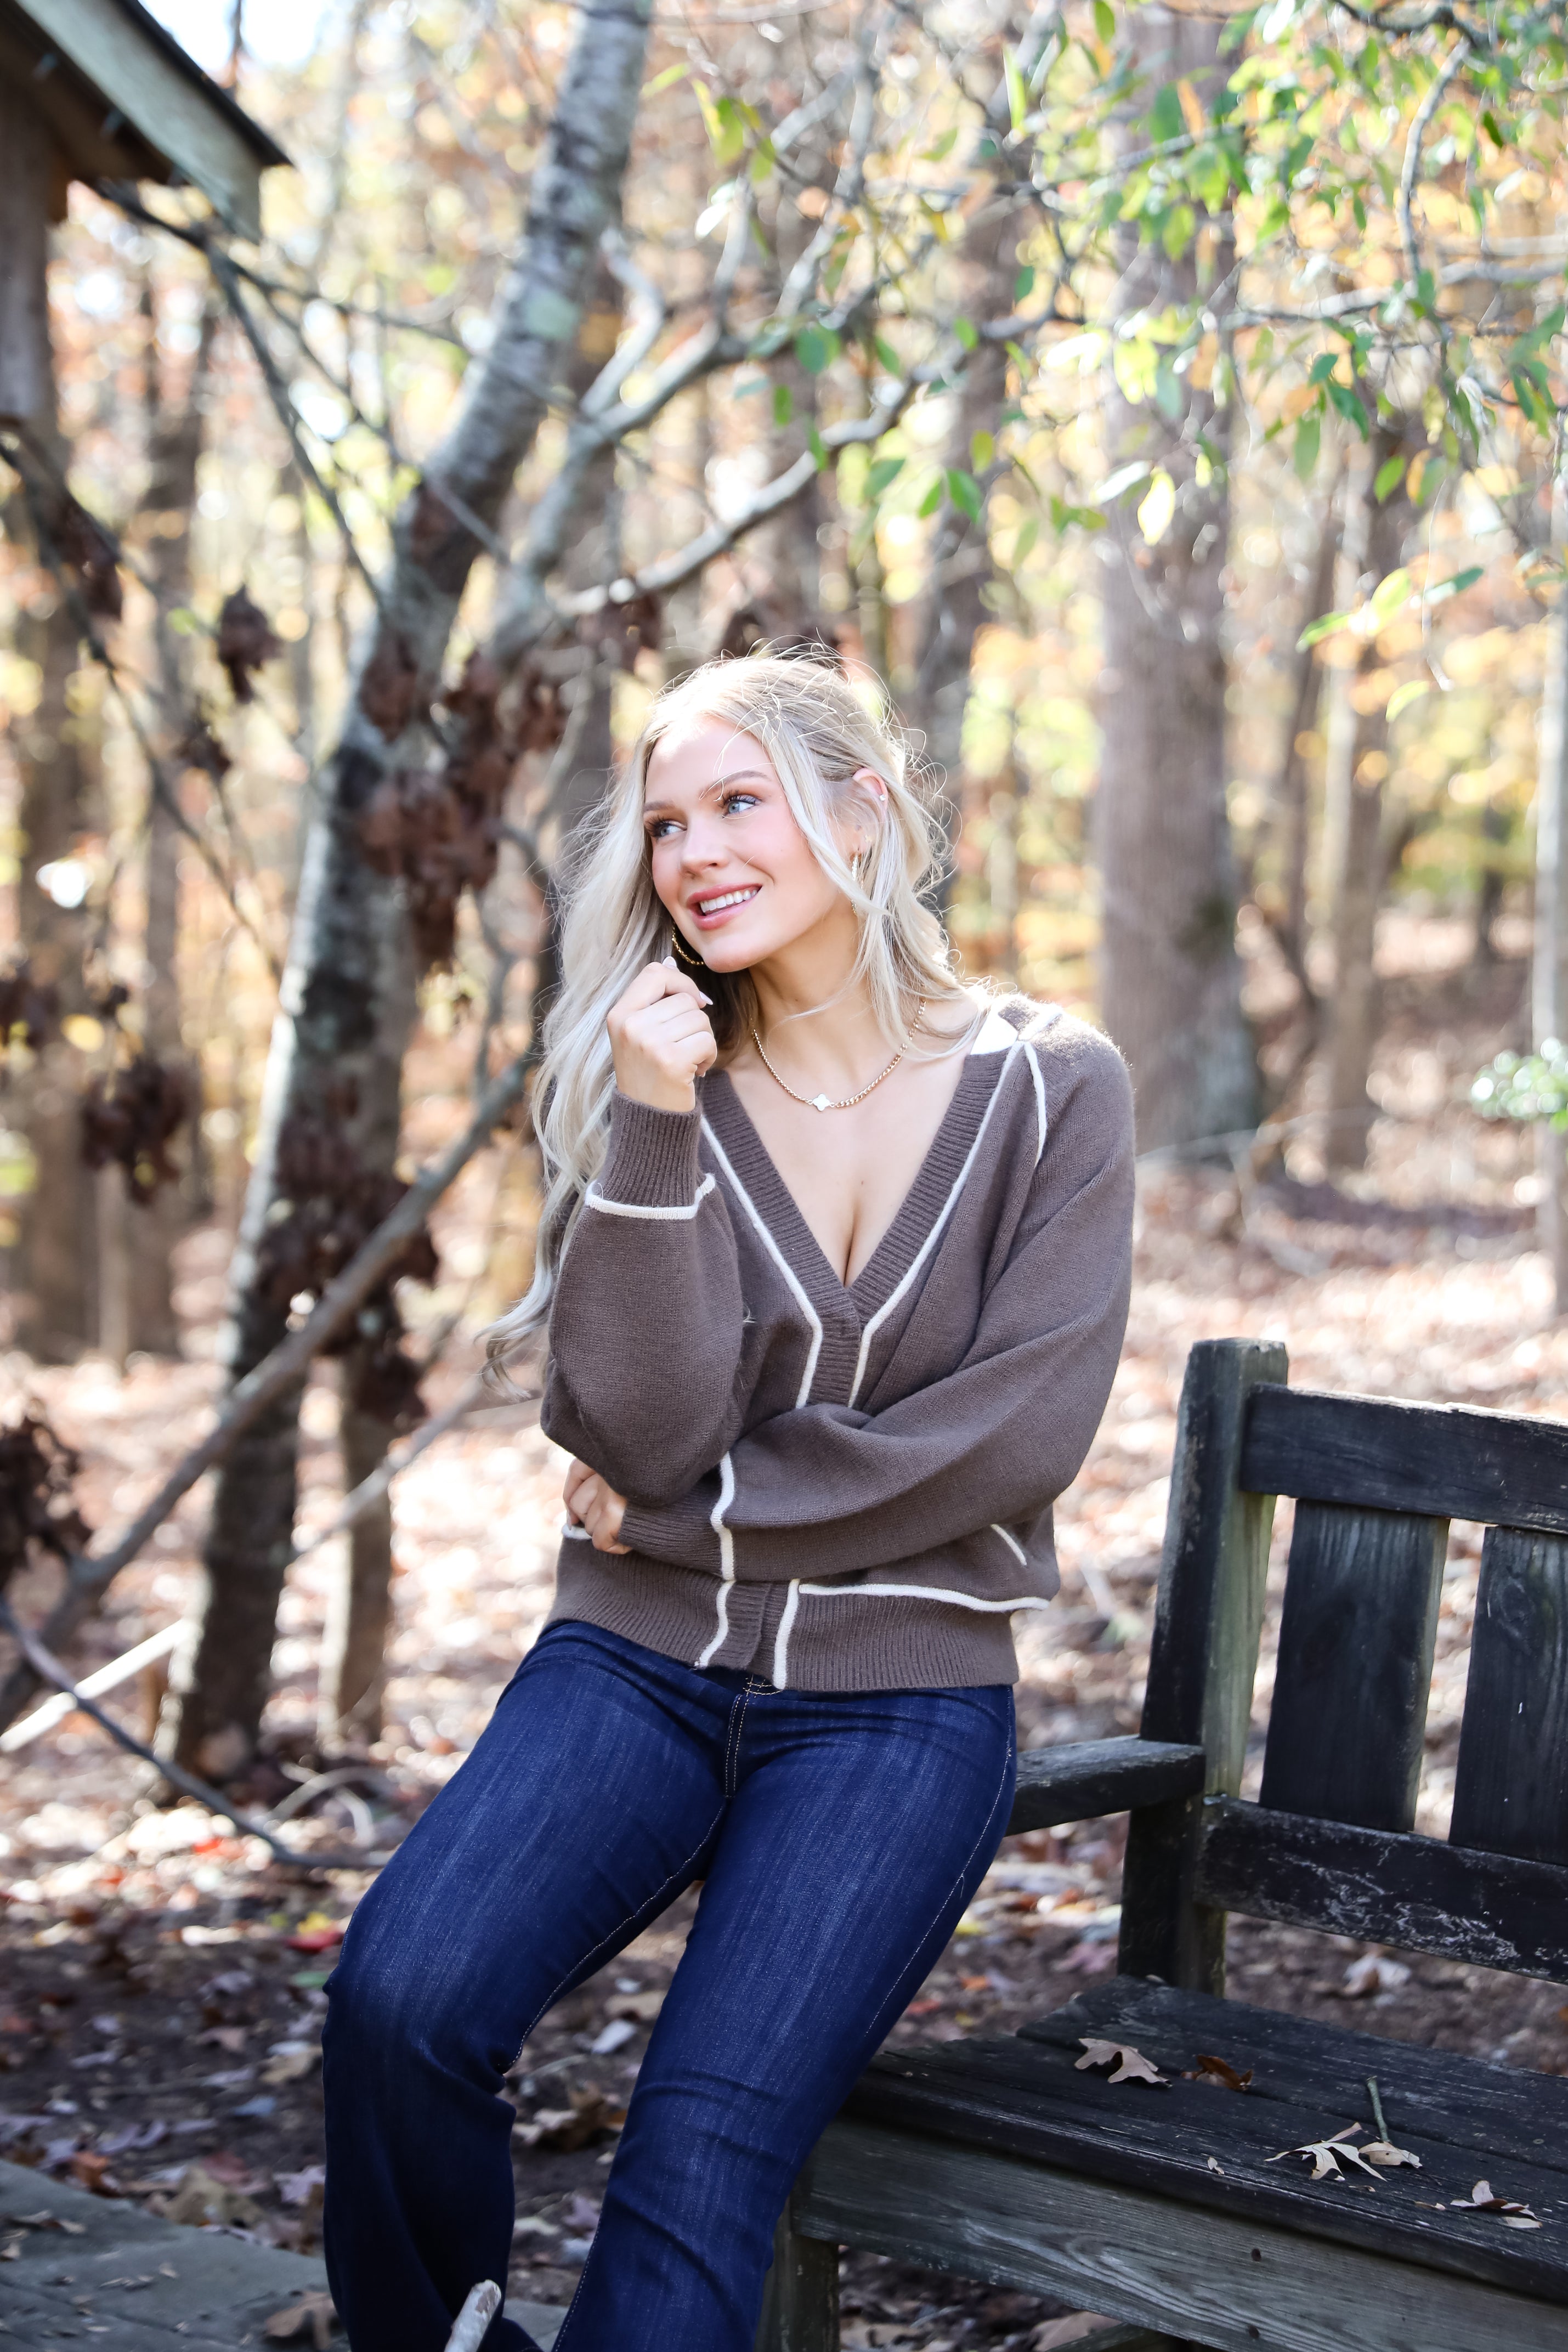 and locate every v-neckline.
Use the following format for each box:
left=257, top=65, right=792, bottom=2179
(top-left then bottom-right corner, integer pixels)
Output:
left=701, top=1036, right=1010, bottom=1320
